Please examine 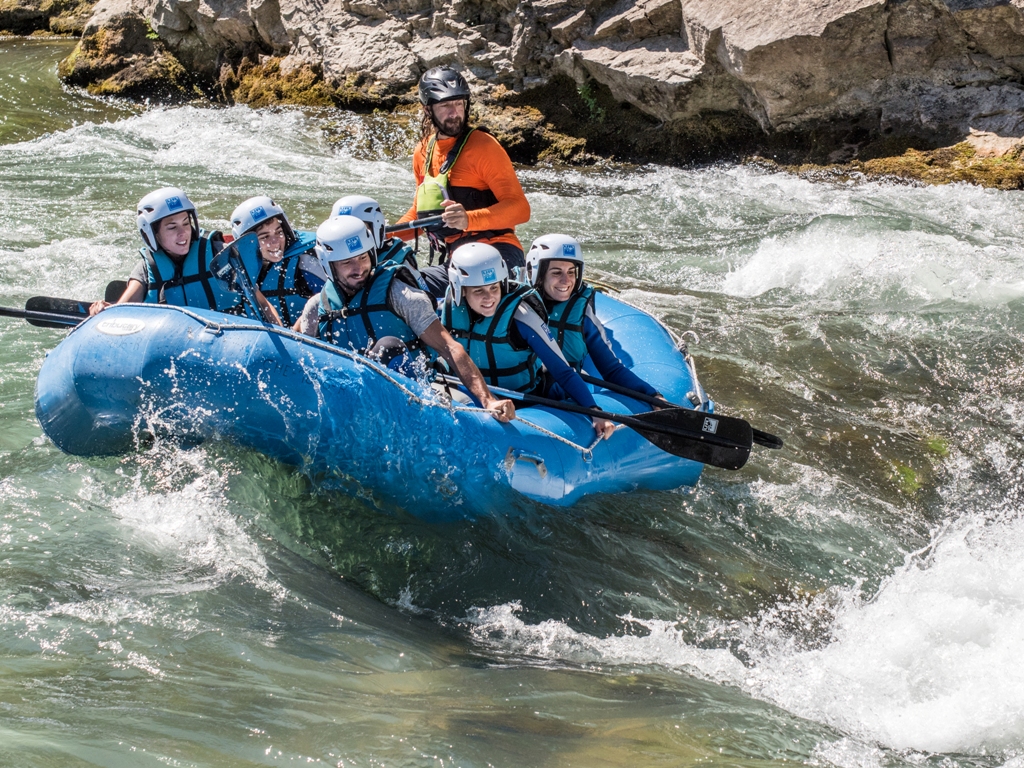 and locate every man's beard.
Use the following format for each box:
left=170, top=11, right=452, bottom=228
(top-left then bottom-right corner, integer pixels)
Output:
left=433, top=107, right=467, bottom=137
